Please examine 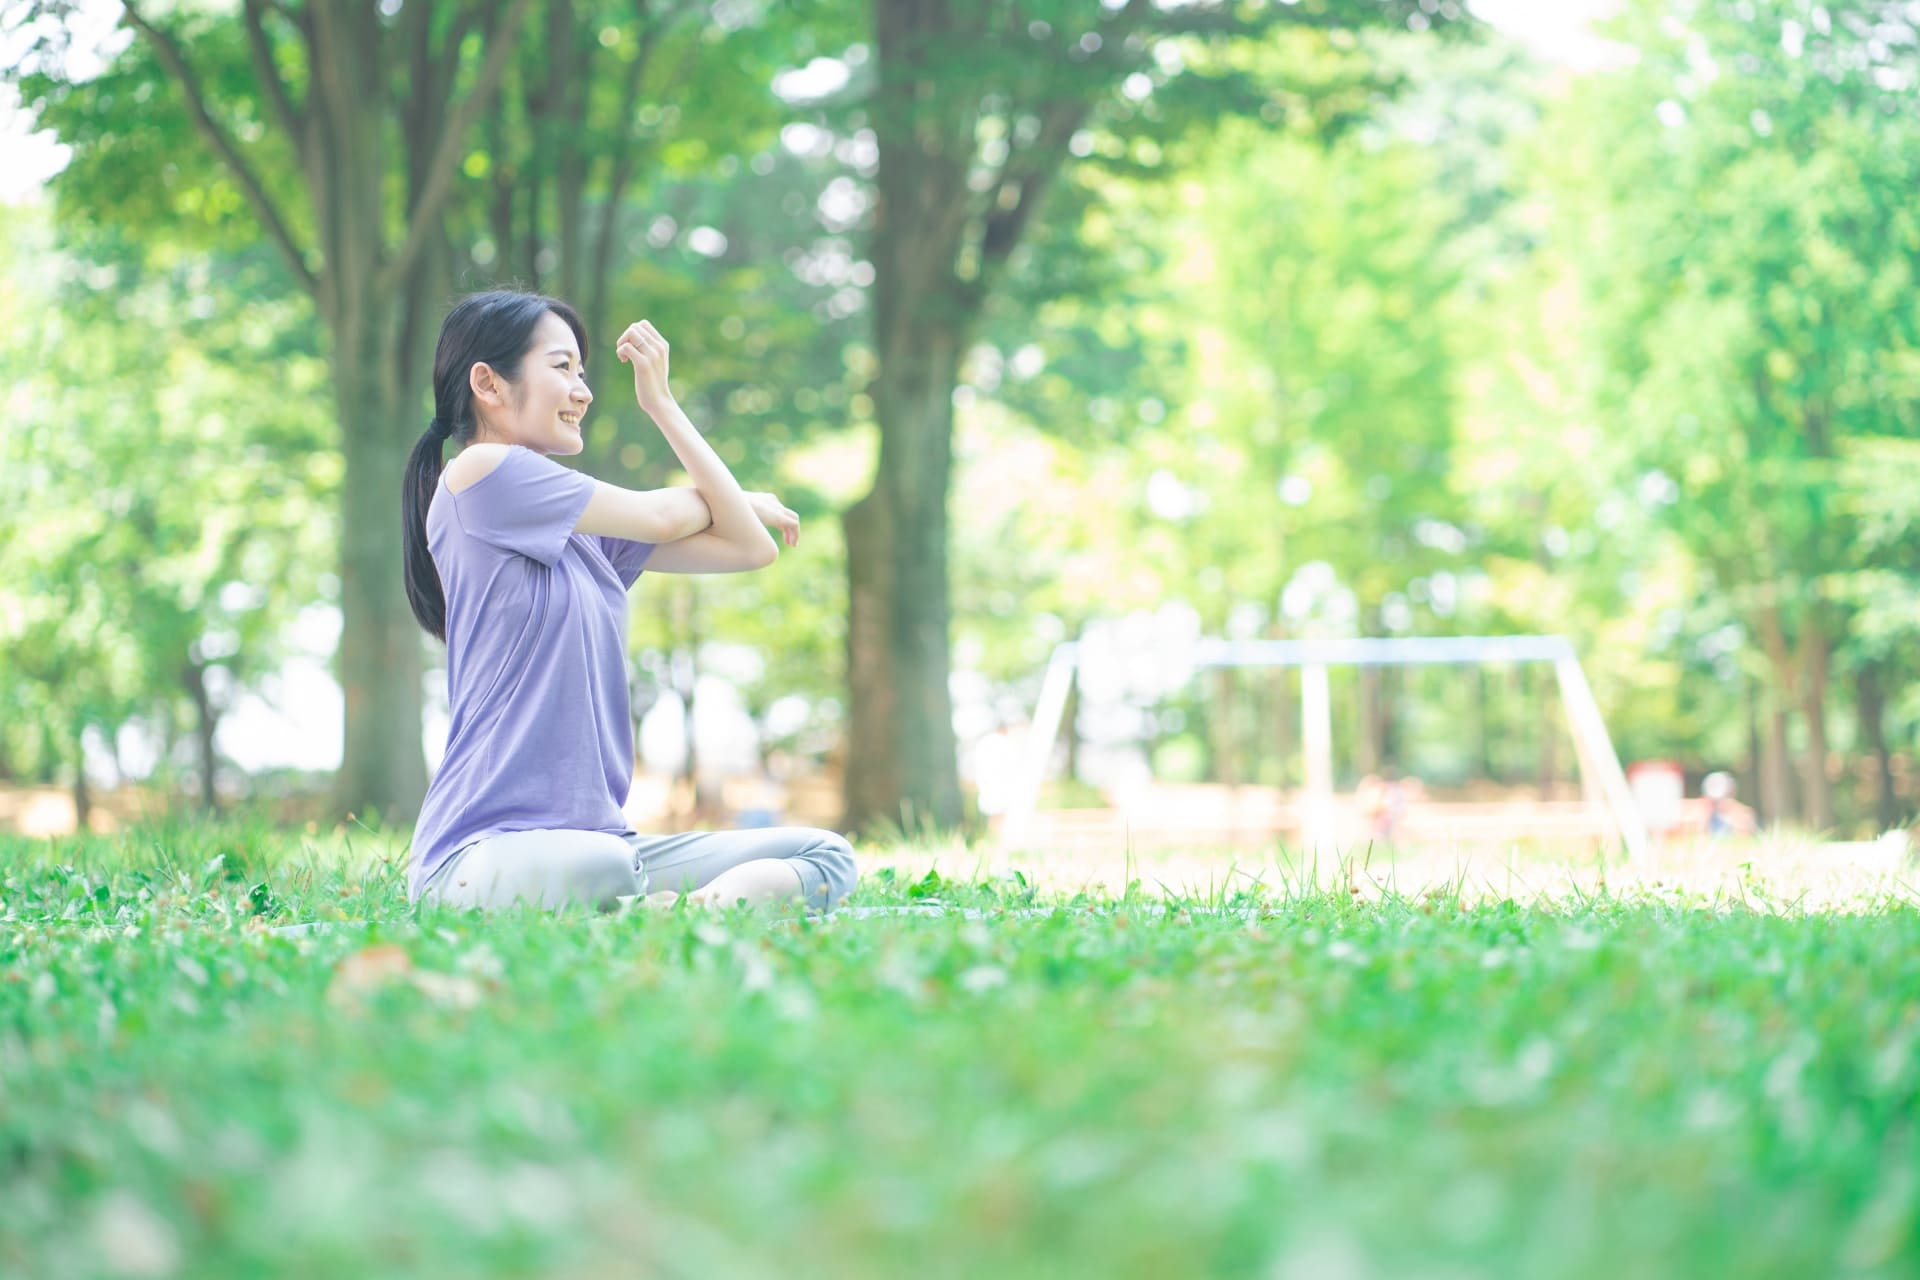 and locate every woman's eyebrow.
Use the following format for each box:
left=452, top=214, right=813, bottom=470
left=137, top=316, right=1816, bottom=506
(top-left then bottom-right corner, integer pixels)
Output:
left=548, top=347, right=581, bottom=362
